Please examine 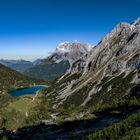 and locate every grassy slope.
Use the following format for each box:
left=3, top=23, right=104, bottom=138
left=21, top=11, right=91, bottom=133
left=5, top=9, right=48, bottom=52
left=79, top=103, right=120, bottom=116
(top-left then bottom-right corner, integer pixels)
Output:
left=0, top=93, right=51, bottom=129
left=87, top=71, right=136, bottom=106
